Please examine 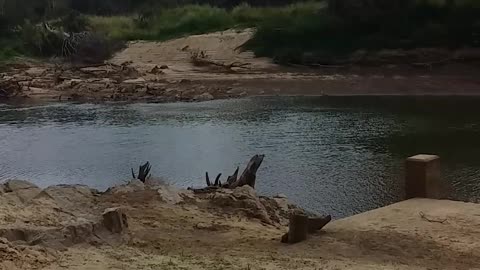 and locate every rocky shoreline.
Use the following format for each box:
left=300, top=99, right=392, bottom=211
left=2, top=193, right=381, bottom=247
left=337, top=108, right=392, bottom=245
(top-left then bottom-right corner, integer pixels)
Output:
left=0, top=62, right=247, bottom=102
